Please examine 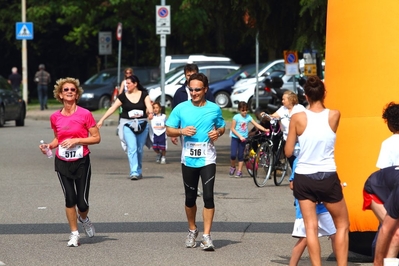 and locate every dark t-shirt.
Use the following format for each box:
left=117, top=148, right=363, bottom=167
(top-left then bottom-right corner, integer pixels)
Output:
left=8, top=73, right=22, bottom=89
left=364, top=166, right=399, bottom=218
left=118, top=90, right=148, bottom=119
